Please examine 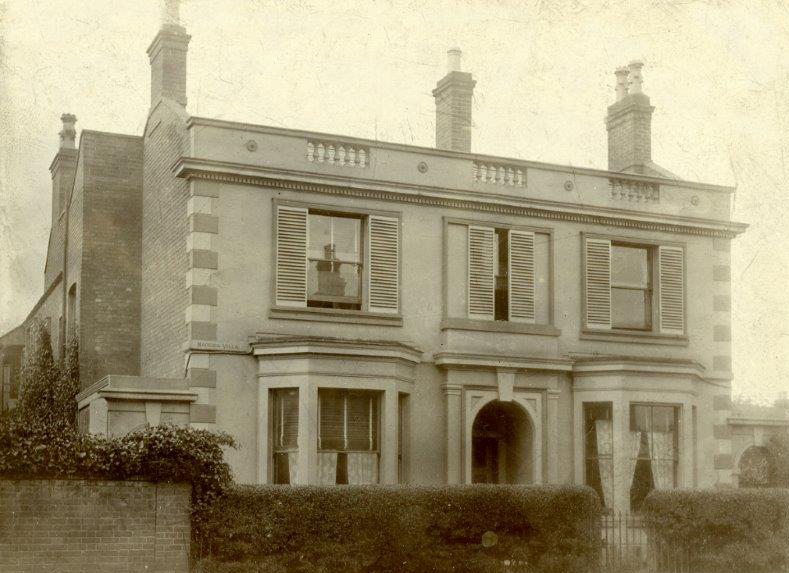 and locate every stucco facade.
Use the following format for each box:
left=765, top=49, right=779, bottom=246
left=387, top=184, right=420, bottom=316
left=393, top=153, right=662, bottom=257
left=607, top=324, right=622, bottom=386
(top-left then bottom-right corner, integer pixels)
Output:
left=0, top=11, right=751, bottom=511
